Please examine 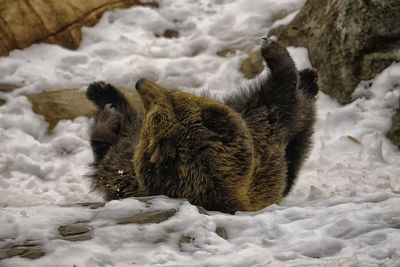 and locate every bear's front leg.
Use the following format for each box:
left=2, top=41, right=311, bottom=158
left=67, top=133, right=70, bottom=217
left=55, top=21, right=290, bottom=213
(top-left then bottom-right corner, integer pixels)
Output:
left=87, top=82, right=135, bottom=117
